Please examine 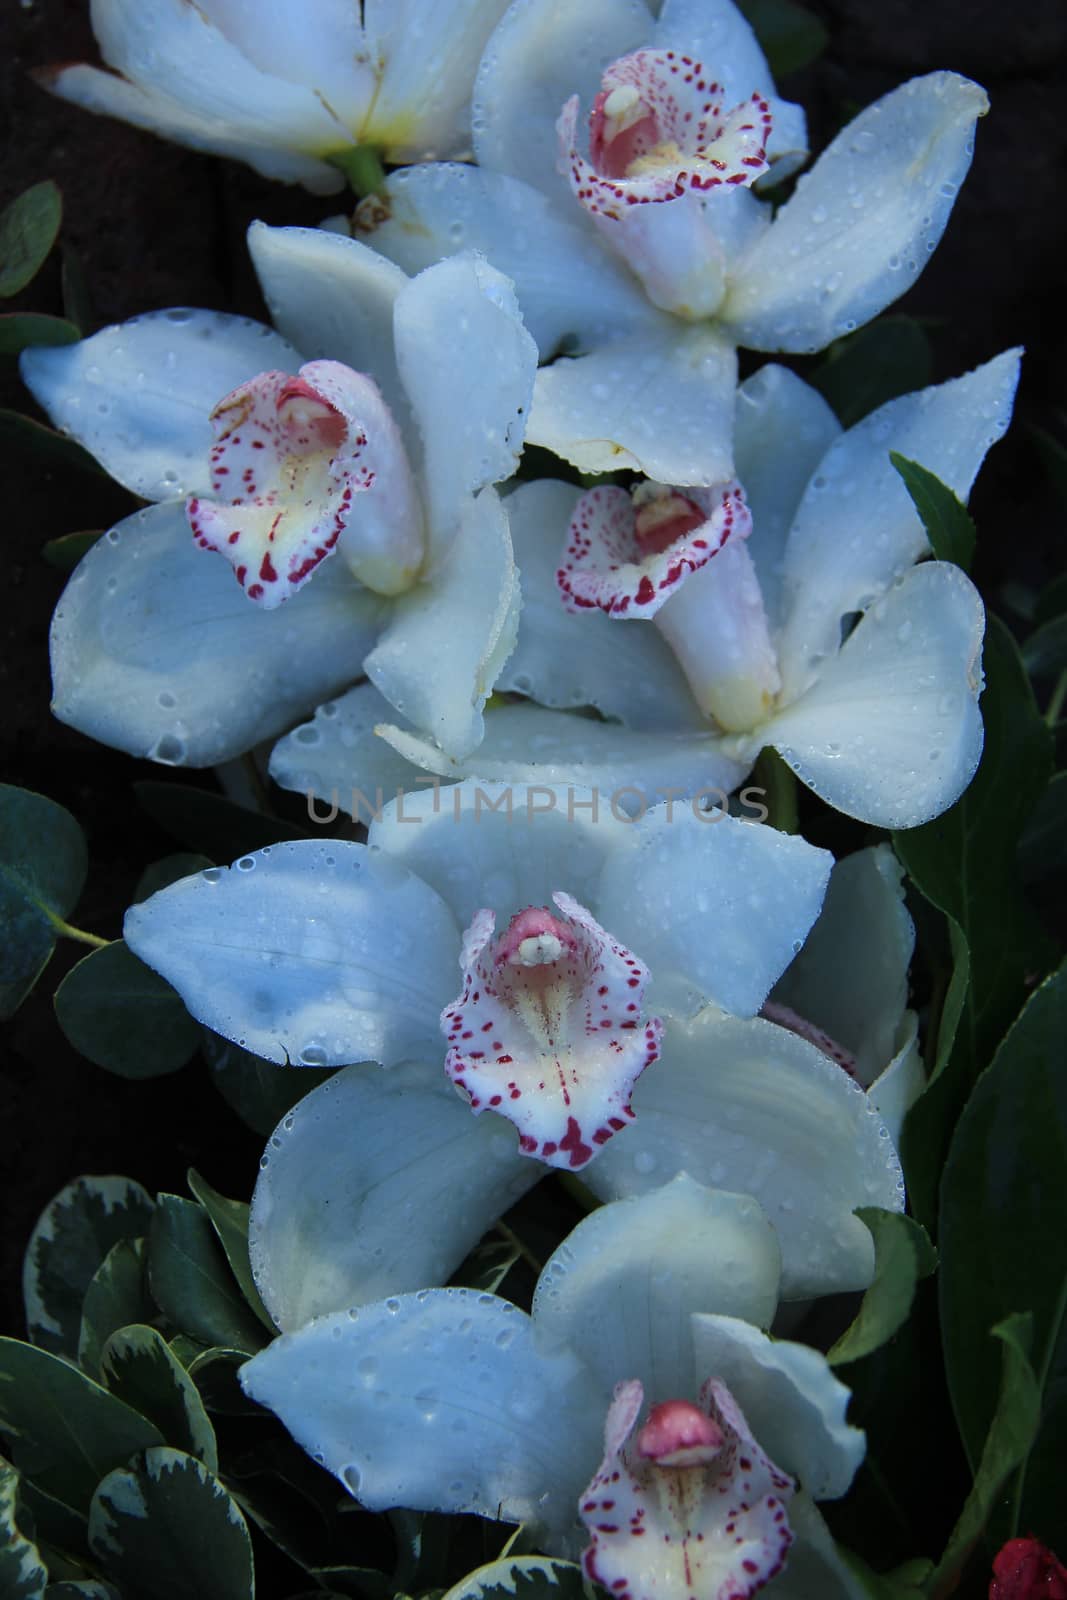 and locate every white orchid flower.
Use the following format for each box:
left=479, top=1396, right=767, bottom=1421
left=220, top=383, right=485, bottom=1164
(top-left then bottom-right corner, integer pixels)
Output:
left=38, top=0, right=513, bottom=192
left=353, top=0, right=988, bottom=482
left=241, top=1178, right=871, bottom=1600
left=124, top=780, right=904, bottom=1323
left=20, top=224, right=536, bottom=767
left=310, top=350, right=1018, bottom=829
